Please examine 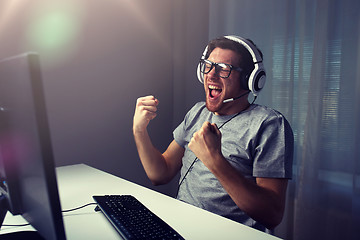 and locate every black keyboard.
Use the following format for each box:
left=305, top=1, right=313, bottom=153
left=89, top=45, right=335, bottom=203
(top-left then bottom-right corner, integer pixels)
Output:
left=93, top=195, right=184, bottom=240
